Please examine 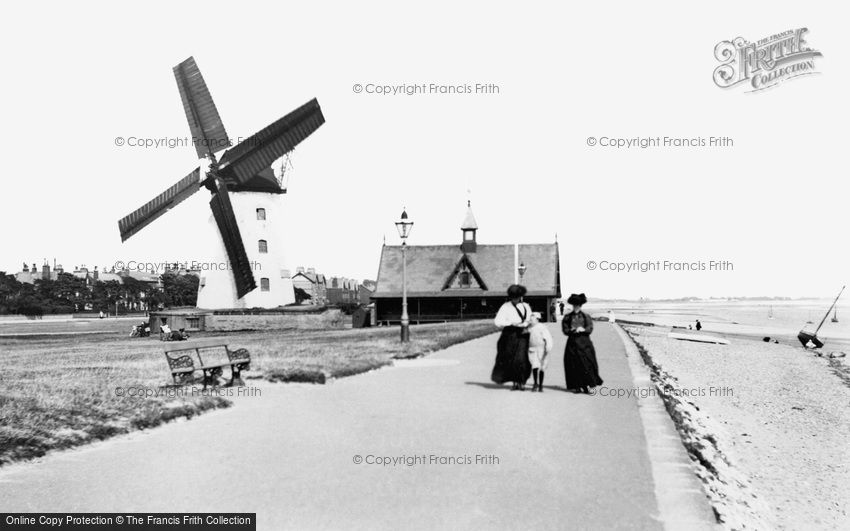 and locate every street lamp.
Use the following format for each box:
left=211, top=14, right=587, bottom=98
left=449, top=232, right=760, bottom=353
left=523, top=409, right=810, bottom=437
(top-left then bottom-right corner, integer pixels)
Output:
left=395, top=208, right=414, bottom=343
left=518, top=262, right=527, bottom=284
